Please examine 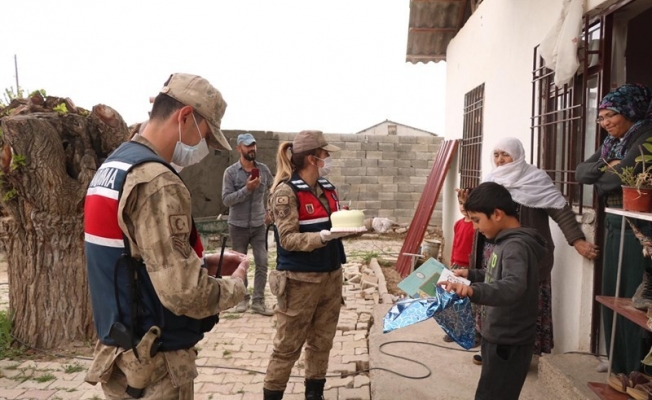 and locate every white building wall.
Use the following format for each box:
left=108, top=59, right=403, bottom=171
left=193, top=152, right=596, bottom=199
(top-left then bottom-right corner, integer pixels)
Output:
left=358, top=121, right=436, bottom=137
left=443, top=0, right=610, bottom=353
